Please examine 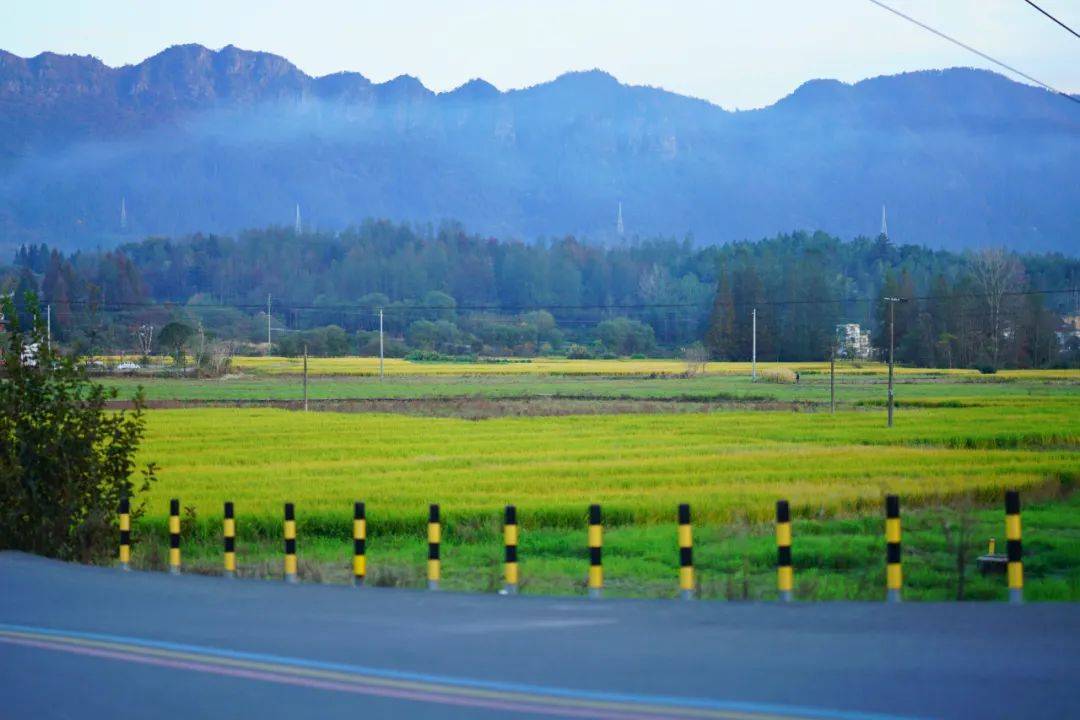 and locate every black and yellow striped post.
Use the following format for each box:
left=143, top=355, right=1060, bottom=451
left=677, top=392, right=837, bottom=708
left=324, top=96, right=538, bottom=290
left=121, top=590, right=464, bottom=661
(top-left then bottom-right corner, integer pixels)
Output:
left=283, top=502, right=298, bottom=584
left=588, top=504, right=603, bottom=599
left=1005, top=490, right=1023, bottom=604
left=353, top=501, right=366, bottom=587
left=118, top=497, right=131, bottom=571
left=677, top=503, right=694, bottom=600
left=428, top=504, right=441, bottom=591
left=776, top=500, right=793, bottom=602
left=223, top=501, right=236, bottom=579
left=885, top=495, right=902, bottom=603
left=168, top=498, right=181, bottom=575
left=503, top=505, right=519, bottom=595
